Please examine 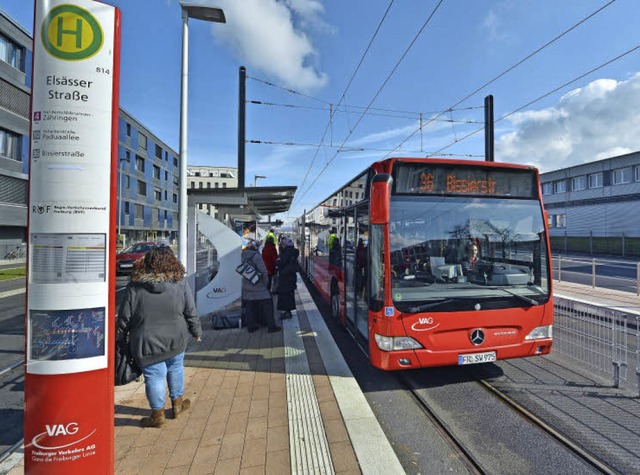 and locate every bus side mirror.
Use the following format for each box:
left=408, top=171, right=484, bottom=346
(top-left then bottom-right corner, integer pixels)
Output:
left=370, top=173, right=393, bottom=225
